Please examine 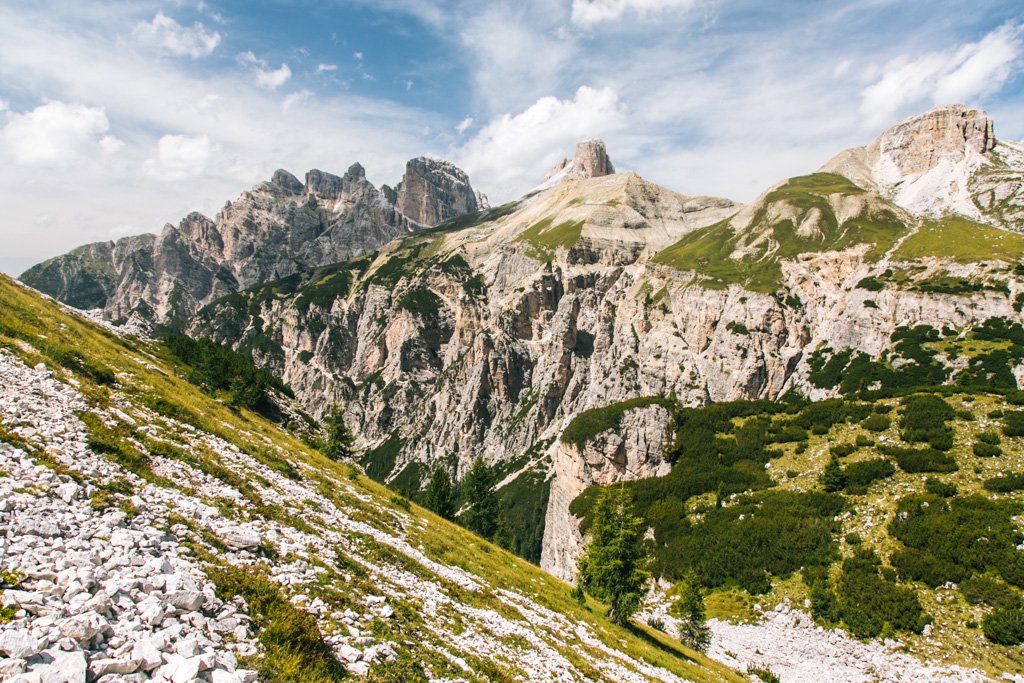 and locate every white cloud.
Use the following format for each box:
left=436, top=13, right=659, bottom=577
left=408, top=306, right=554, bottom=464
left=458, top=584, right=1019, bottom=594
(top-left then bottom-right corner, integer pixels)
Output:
left=860, top=22, right=1022, bottom=128
left=143, top=133, right=215, bottom=180
left=571, top=0, right=699, bottom=26
left=316, top=63, right=337, bottom=73
left=1, top=101, right=122, bottom=166
left=237, top=51, right=292, bottom=89
left=134, top=11, right=220, bottom=58
left=455, top=116, right=474, bottom=134
left=282, top=90, right=313, bottom=113
left=454, top=85, right=628, bottom=200
left=353, top=51, right=364, bottom=61
left=0, top=99, right=8, bottom=112
left=459, top=6, right=575, bottom=113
